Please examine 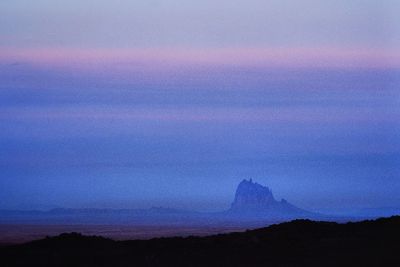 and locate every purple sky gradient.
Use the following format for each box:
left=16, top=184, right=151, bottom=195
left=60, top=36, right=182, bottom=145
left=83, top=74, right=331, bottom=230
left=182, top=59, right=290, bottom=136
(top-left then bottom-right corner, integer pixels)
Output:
left=0, top=0, right=399, bottom=213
